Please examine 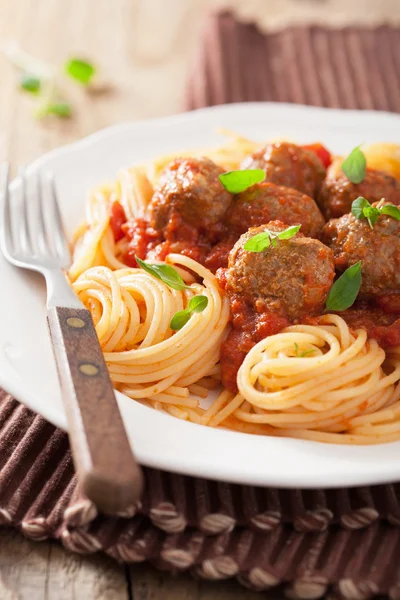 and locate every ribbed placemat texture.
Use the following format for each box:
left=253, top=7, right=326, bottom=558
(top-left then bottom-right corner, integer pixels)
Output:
left=1, top=12, right=400, bottom=599
left=185, top=13, right=400, bottom=111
